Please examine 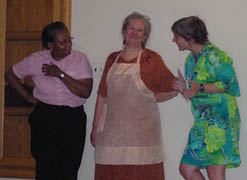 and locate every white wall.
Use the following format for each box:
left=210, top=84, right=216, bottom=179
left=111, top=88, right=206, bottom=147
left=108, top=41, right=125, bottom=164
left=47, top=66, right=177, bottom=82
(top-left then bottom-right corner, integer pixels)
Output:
left=71, top=0, right=247, bottom=180
left=1, top=0, right=247, bottom=180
